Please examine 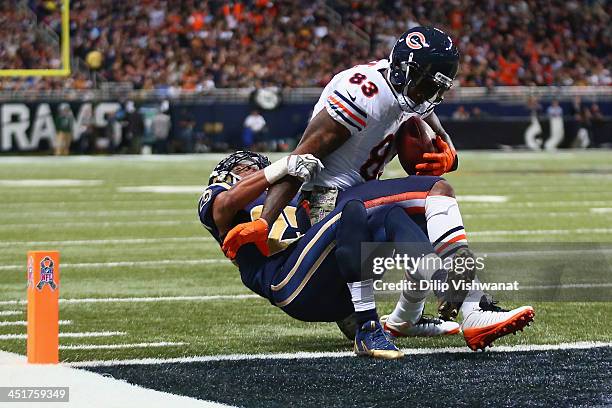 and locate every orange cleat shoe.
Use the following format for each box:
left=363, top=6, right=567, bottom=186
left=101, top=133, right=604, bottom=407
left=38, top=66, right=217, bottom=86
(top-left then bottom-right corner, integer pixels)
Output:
left=461, top=299, right=535, bottom=351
